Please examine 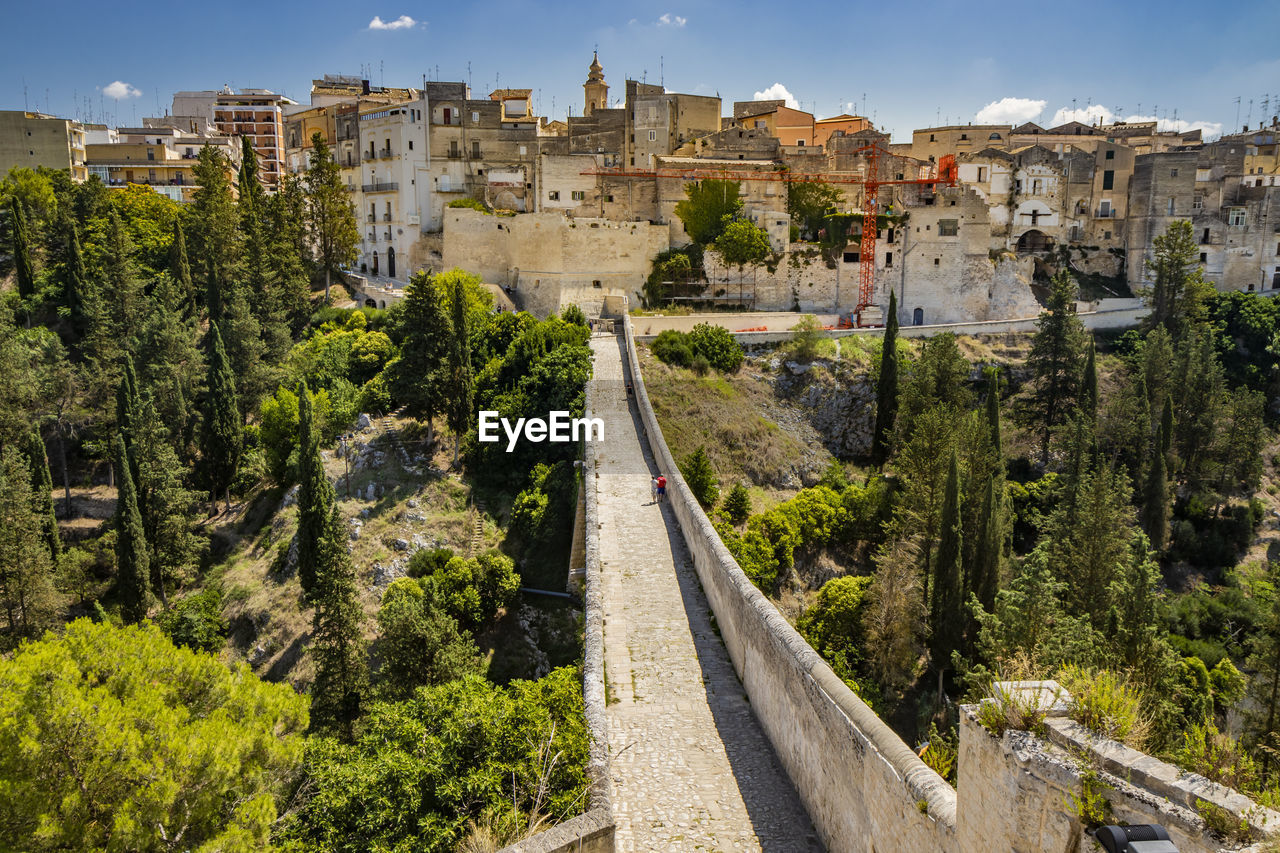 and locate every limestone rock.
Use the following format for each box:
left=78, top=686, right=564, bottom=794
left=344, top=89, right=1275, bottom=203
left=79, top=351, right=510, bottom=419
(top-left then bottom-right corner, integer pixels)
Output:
left=357, top=413, right=372, bottom=430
